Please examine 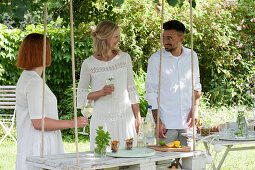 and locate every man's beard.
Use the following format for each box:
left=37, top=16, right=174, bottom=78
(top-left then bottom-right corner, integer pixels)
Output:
left=165, top=45, right=177, bottom=52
